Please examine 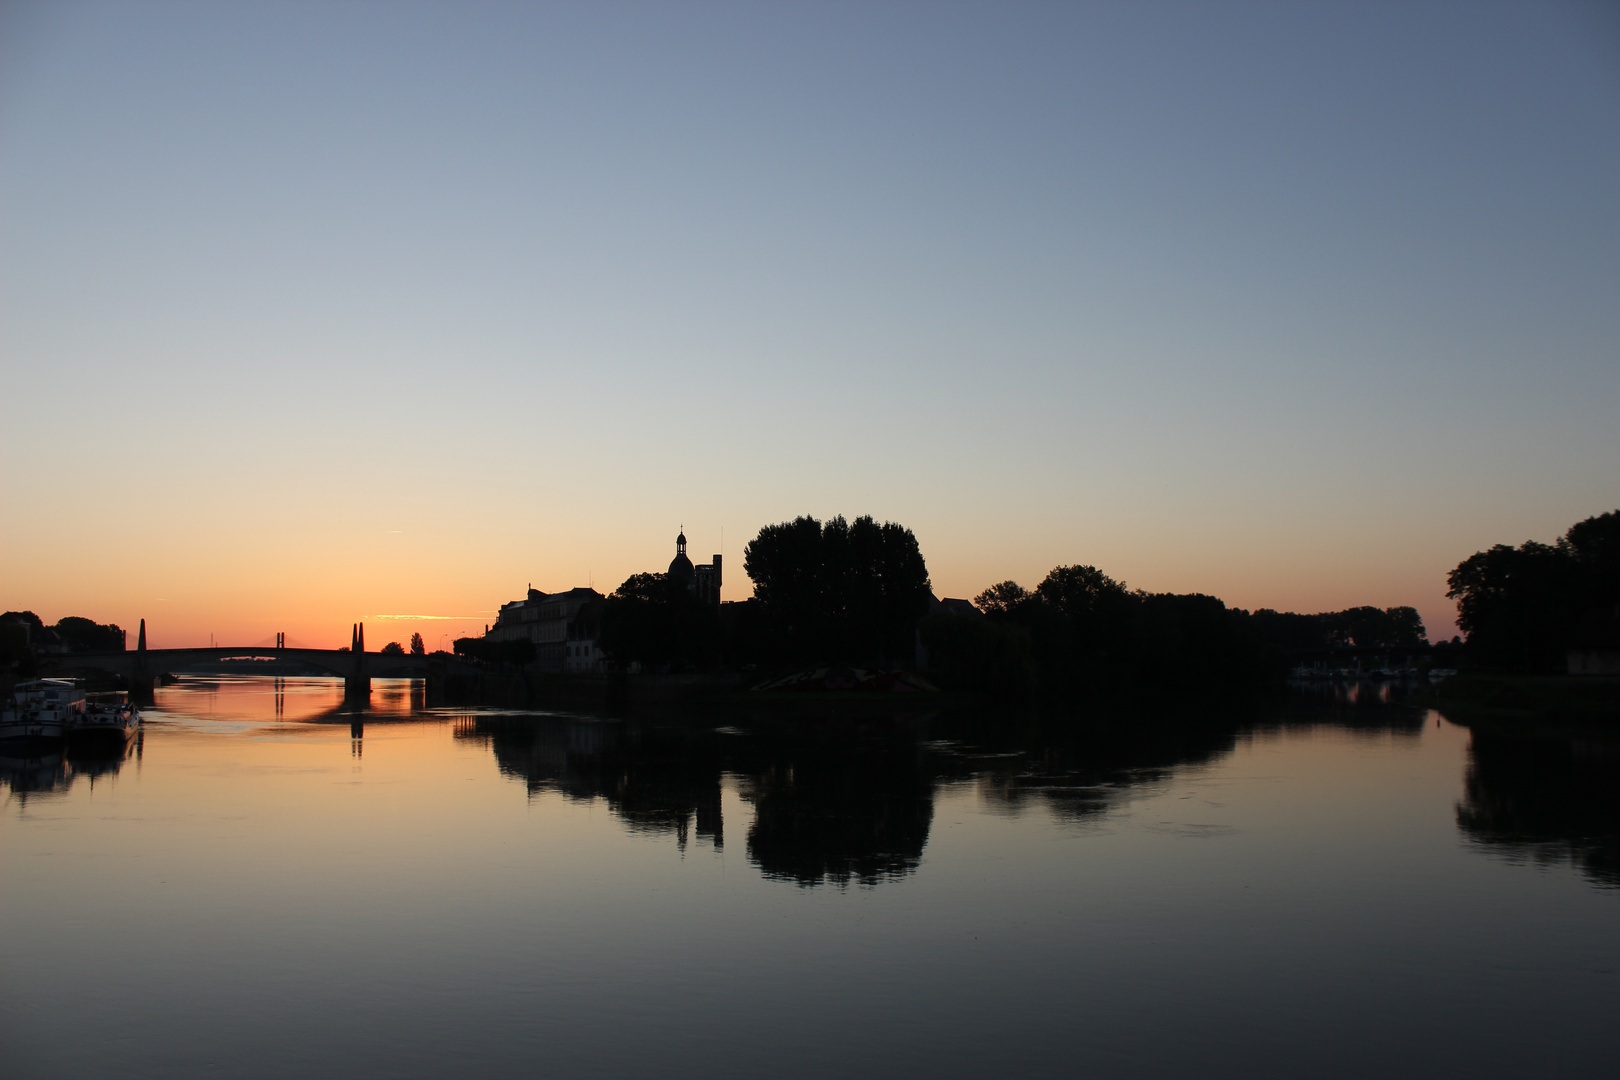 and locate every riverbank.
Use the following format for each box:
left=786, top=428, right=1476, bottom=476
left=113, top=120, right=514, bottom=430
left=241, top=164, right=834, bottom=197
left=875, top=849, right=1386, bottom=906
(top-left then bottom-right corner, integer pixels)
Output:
left=1419, top=673, right=1620, bottom=725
